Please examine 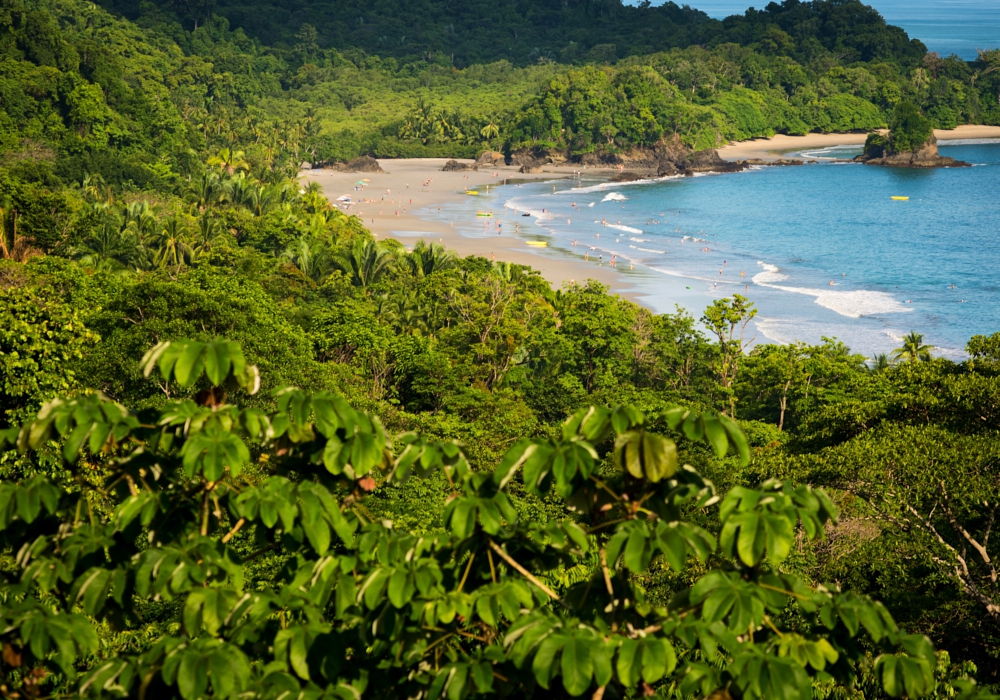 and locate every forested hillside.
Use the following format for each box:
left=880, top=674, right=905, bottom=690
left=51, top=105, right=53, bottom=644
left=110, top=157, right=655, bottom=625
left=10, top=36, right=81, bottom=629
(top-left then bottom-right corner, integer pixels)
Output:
left=2, top=0, right=1000, bottom=698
